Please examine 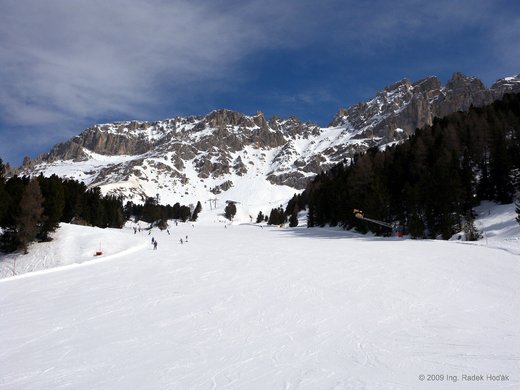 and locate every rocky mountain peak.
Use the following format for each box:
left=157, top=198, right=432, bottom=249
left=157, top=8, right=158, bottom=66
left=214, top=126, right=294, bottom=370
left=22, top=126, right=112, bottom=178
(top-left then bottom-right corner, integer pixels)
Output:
left=411, top=76, right=441, bottom=94
left=206, top=109, right=246, bottom=128
left=18, top=72, right=520, bottom=206
left=490, top=74, right=520, bottom=94
left=446, top=72, right=486, bottom=93
left=329, top=72, right=520, bottom=142
left=383, top=78, right=411, bottom=93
